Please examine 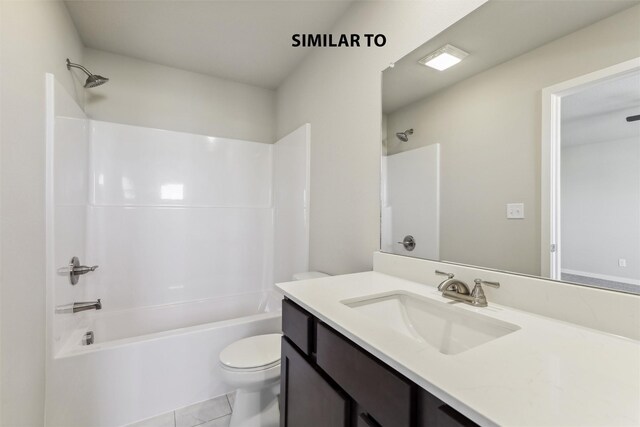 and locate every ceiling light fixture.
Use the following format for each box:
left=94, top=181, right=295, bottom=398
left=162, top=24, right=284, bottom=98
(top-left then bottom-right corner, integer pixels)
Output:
left=419, top=44, right=468, bottom=71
